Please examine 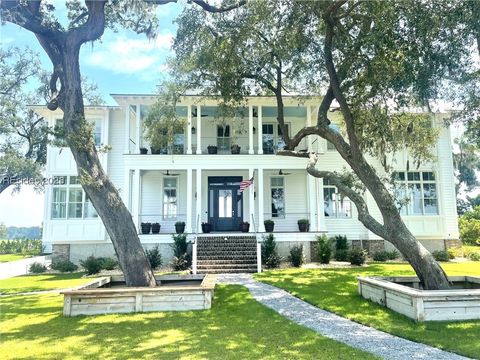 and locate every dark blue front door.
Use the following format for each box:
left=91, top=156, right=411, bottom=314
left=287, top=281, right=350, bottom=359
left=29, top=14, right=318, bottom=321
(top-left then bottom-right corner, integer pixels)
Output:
left=208, top=177, right=243, bottom=231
